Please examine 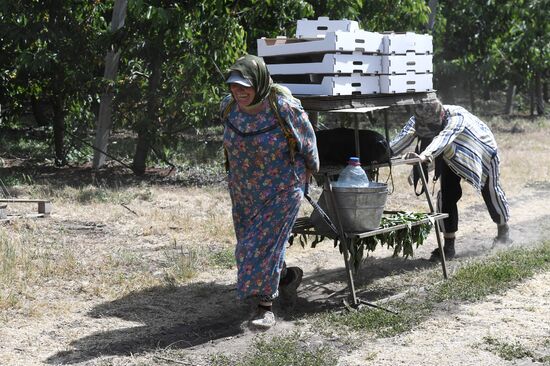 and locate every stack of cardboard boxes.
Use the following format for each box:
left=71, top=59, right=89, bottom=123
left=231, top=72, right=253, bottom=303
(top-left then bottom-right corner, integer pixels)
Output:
left=257, top=17, right=433, bottom=96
